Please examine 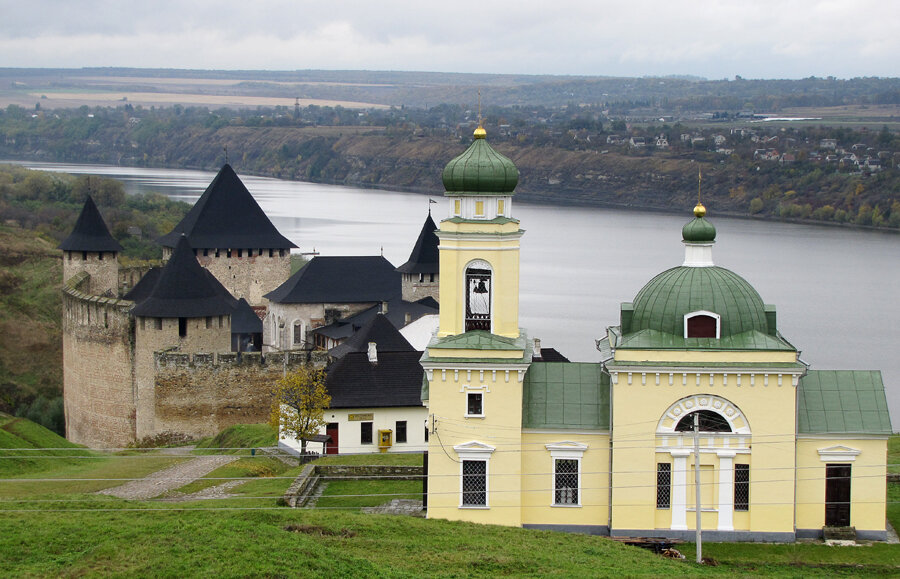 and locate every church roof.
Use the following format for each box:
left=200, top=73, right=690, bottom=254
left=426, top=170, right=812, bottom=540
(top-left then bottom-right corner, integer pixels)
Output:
left=58, top=195, right=124, bottom=252
left=522, top=363, right=610, bottom=430
left=328, top=313, right=416, bottom=359
left=442, top=128, right=518, bottom=195
left=132, top=236, right=236, bottom=318
left=231, top=298, right=263, bottom=334
left=264, top=256, right=400, bottom=304
left=315, top=297, right=438, bottom=342
left=157, top=164, right=296, bottom=250
left=326, top=351, right=425, bottom=409
left=797, top=370, right=892, bottom=434
left=396, top=212, right=439, bottom=274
